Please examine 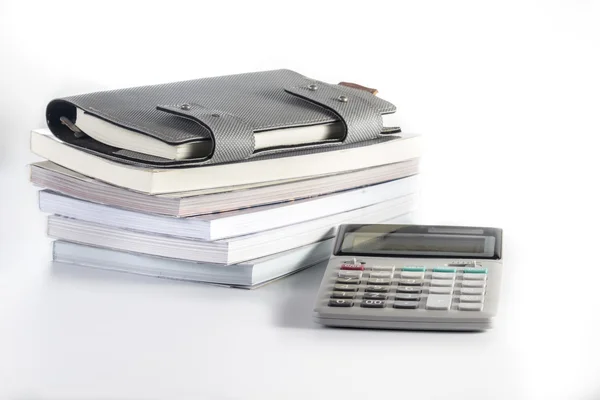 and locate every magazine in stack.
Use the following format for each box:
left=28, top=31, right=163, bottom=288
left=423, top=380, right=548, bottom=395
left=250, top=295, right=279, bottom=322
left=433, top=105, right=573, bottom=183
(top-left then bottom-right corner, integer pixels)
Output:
left=30, top=69, right=422, bottom=288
